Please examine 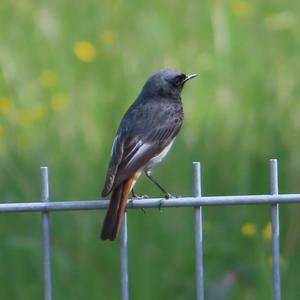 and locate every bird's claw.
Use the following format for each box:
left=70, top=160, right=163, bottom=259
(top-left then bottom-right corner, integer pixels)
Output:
left=139, top=194, right=149, bottom=199
left=164, top=192, right=174, bottom=199
left=131, top=194, right=149, bottom=200
left=129, top=194, right=148, bottom=214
